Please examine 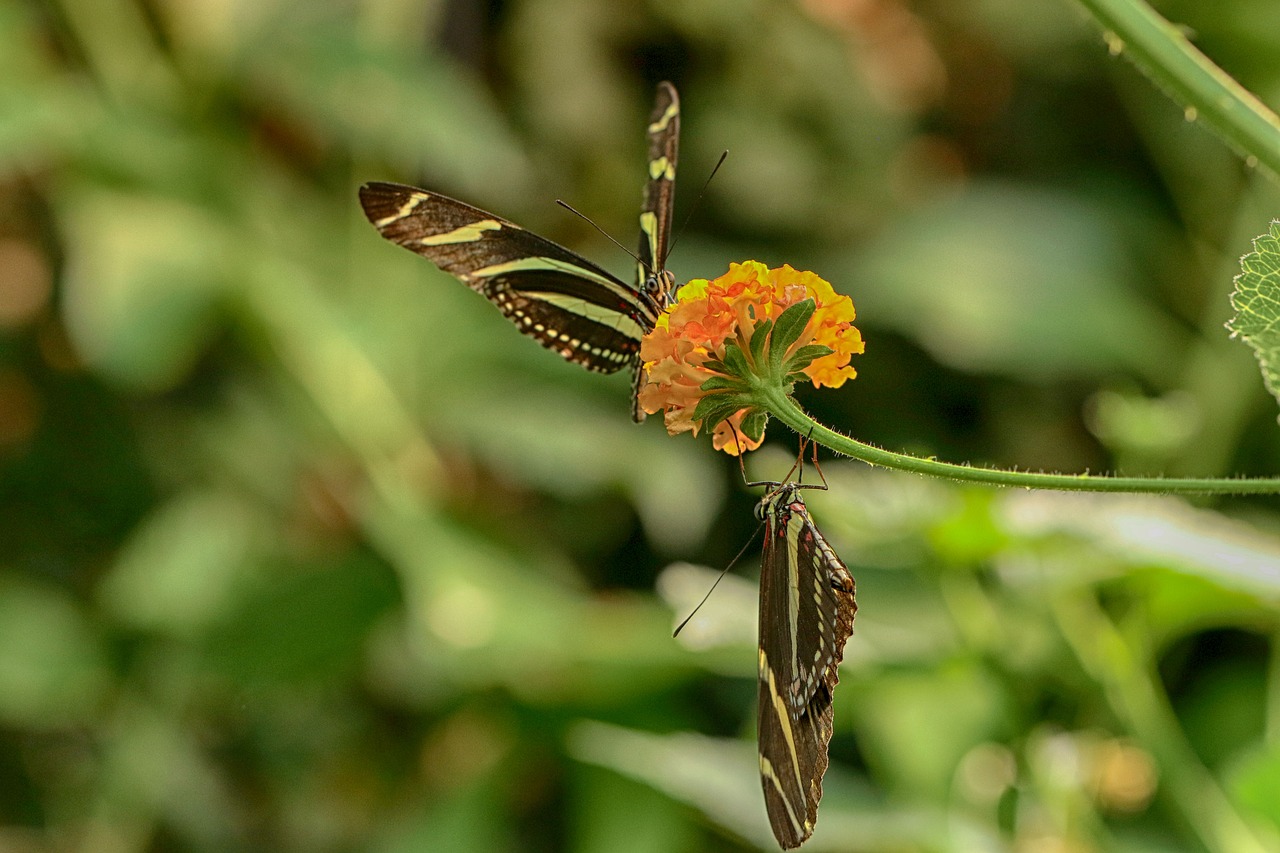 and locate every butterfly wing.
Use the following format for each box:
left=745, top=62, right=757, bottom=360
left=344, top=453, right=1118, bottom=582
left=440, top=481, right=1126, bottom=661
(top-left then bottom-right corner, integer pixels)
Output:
left=359, top=182, right=657, bottom=374
left=756, top=485, right=857, bottom=849
left=629, top=81, right=681, bottom=421
left=637, top=80, right=679, bottom=300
